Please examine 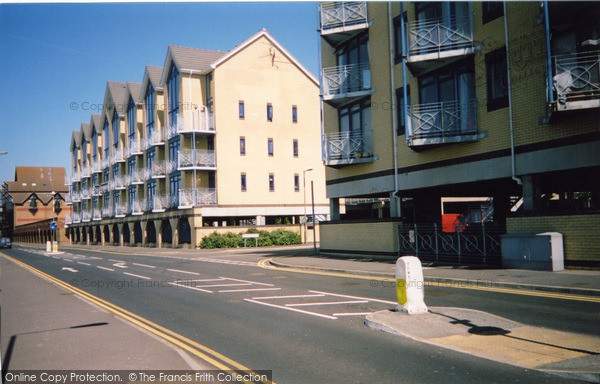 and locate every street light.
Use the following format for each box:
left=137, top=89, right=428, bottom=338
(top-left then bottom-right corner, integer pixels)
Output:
left=302, top=167, right=313, bottom=244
